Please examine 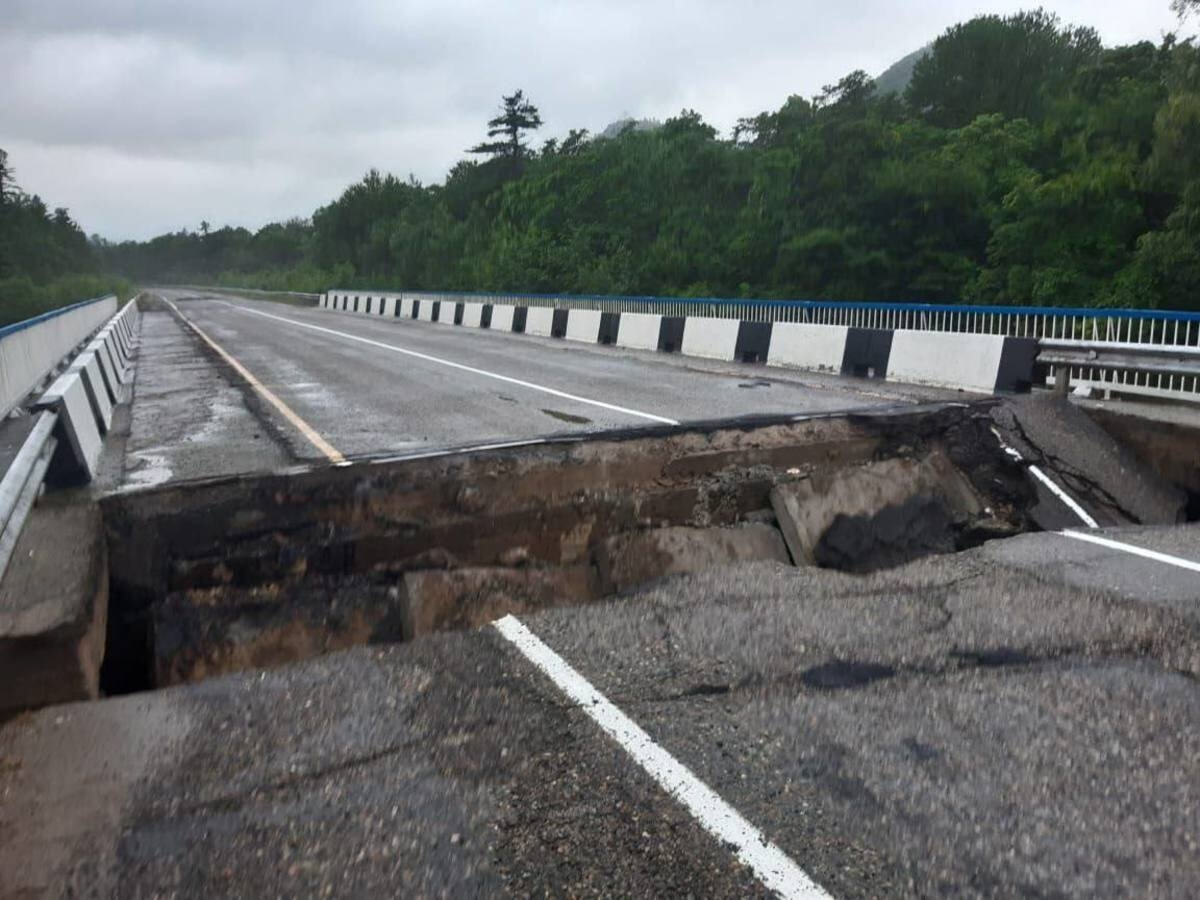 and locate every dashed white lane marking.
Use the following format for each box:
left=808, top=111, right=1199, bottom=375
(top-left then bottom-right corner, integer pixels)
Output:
left=161, top=297, right=347, bottom=464
left=990, top=427, right=1099, bottom=528
left=492, top=614, right=831, bottom=900
left=217, top=302, right=681, bottom=426
left=1058, top=530, right=1200, bottom=574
